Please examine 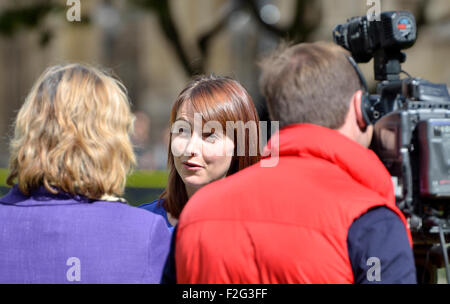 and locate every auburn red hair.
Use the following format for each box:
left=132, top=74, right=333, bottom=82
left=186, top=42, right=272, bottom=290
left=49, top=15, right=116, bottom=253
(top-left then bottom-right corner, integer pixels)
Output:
left=160, top=75, right=261, bottom=218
